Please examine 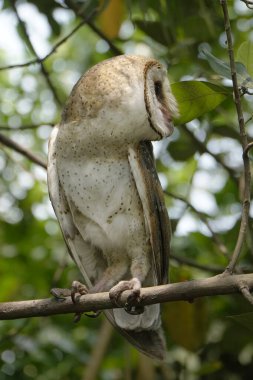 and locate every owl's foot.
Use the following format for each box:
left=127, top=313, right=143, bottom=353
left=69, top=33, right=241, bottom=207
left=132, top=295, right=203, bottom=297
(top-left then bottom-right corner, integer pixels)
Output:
left=109, top=278, right=144, bottom=315
left=50, top=281, right=88, bottom=303
left=71, top=280, right=88, bottom=303
left=51, top=281, right=93, bottom=322
left=50, top=287, right=72, bottom=300
left=70, top=282, right=102, bottom=319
